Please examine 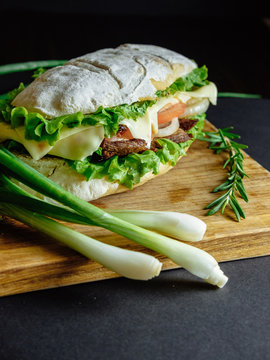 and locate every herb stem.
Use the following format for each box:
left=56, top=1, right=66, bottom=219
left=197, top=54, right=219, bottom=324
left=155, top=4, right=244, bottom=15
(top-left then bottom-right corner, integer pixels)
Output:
left=199, top=127, right=248, bottom=221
